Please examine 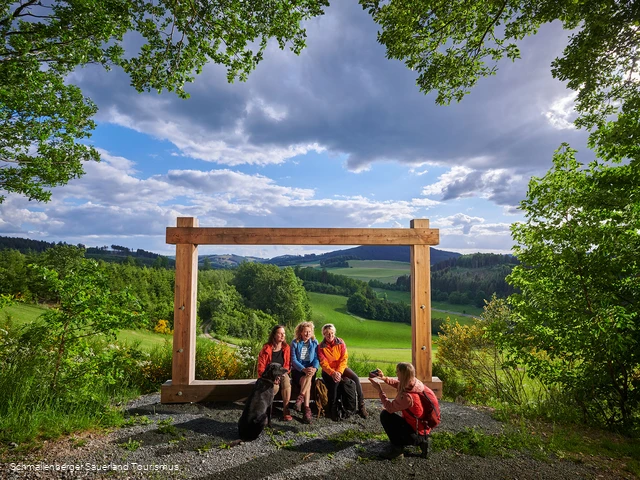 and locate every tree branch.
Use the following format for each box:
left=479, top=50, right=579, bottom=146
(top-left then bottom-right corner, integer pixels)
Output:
left=0, top=0, right=39, bottom=29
